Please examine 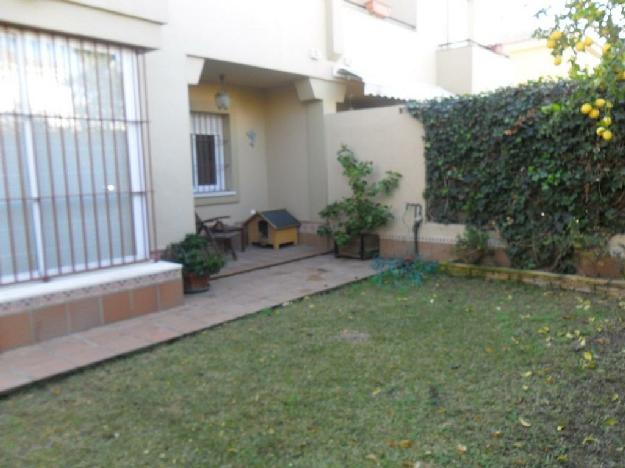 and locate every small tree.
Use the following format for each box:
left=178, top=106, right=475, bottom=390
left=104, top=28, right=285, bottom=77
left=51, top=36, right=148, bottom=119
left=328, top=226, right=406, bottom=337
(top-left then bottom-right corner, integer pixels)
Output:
left=537, top=0, right=625, bottom=142
left=318, top=146, right=401, bottom=246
